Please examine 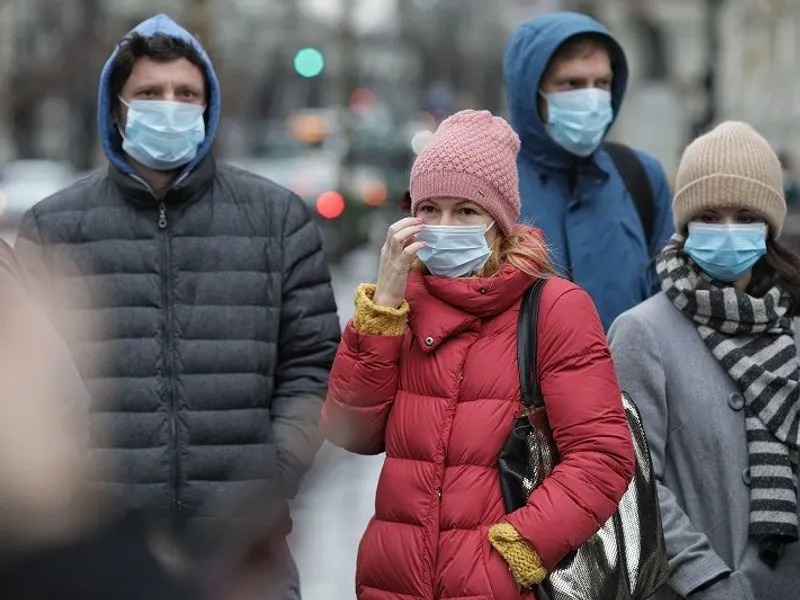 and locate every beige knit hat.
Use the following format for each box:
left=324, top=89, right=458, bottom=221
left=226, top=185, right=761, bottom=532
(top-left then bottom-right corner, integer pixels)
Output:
left=673, top=121, right=786, bottom=238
